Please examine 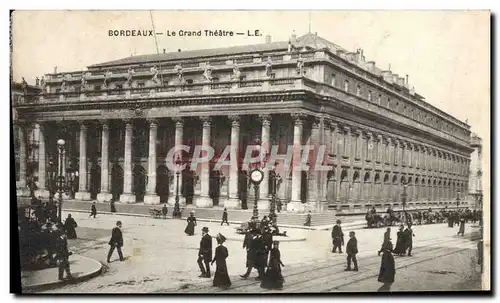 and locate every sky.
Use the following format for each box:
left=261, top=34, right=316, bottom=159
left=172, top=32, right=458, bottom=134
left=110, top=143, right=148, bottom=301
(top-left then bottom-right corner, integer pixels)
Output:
left=11, top=10, right=490, bottom=142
